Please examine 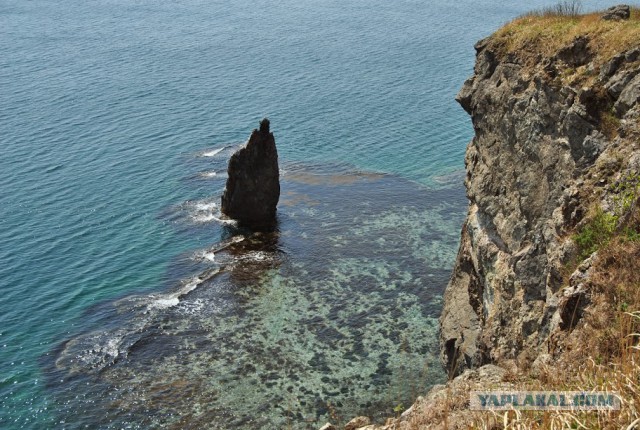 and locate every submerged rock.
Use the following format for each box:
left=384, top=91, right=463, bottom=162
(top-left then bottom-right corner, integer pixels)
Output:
left=221, top=118, right=280, bottom=229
